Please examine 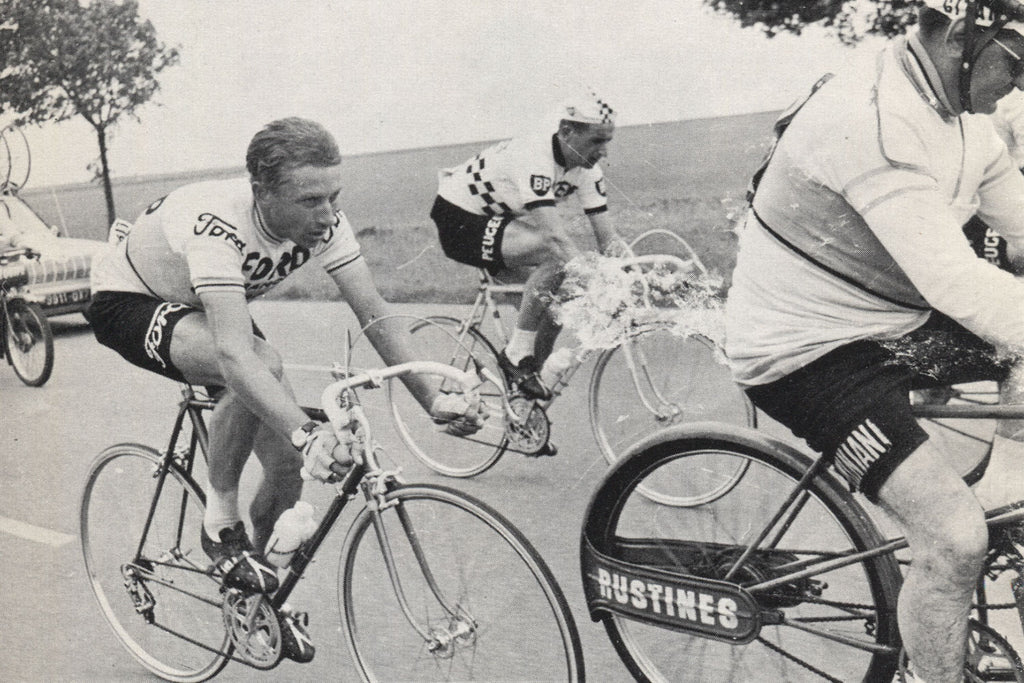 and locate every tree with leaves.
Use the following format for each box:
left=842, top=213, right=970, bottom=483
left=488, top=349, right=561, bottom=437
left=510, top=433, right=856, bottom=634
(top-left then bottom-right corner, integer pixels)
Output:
left=0, top=0, right=179, bottom=224
left=706, top=0, right=921, bottom=45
